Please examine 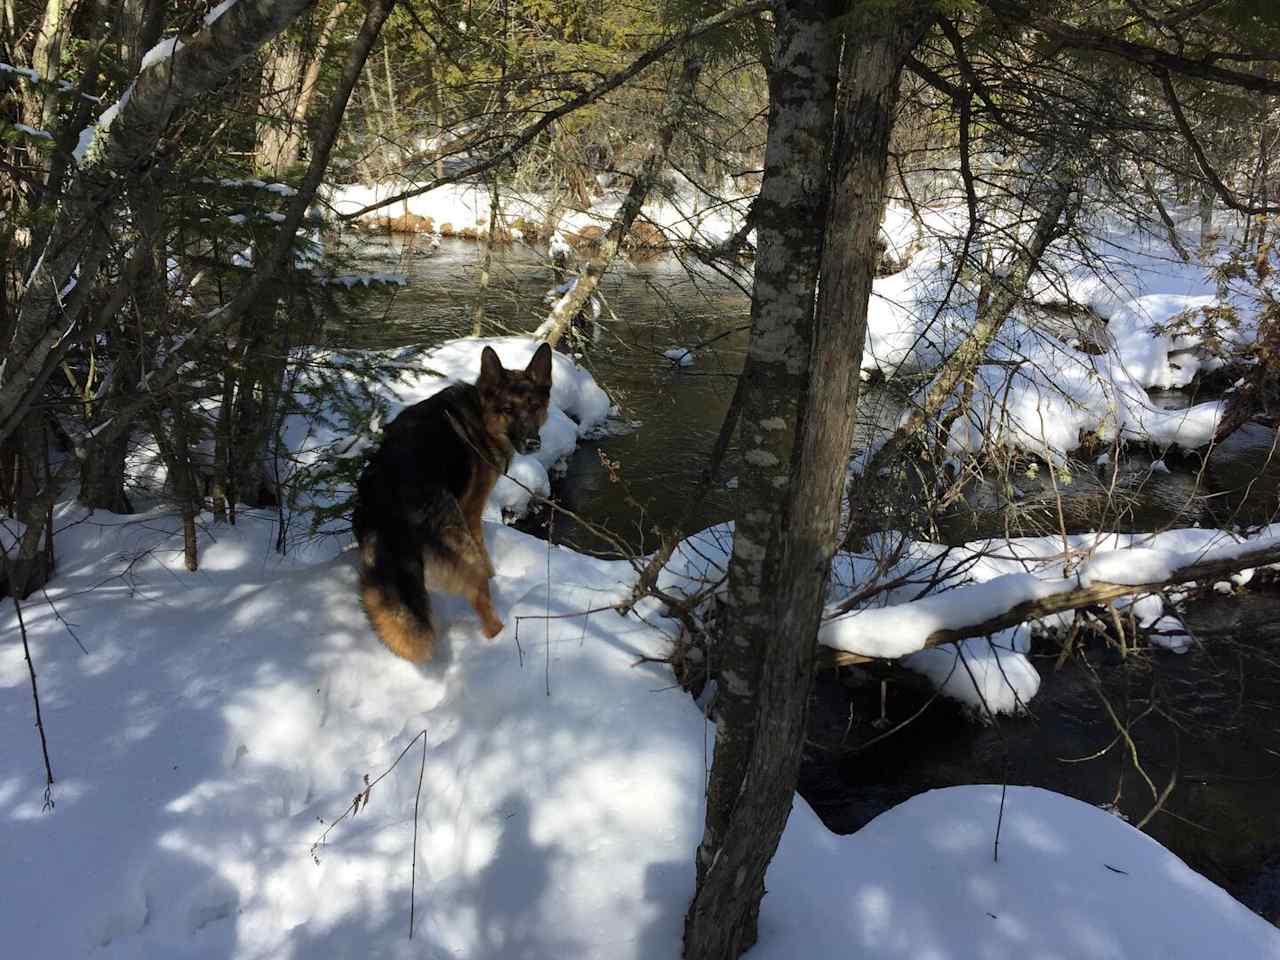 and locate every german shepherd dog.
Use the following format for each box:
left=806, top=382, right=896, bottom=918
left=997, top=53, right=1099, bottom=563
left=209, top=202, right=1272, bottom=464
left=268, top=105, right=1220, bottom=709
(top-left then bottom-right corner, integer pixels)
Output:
left=353, top=344, right=553, bottom=662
